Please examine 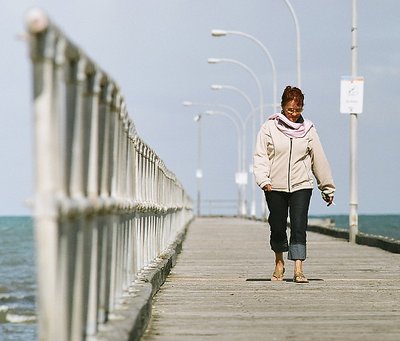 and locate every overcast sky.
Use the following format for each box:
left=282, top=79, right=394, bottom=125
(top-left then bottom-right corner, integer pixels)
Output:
left=1, top=0, right=399, bottom=216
